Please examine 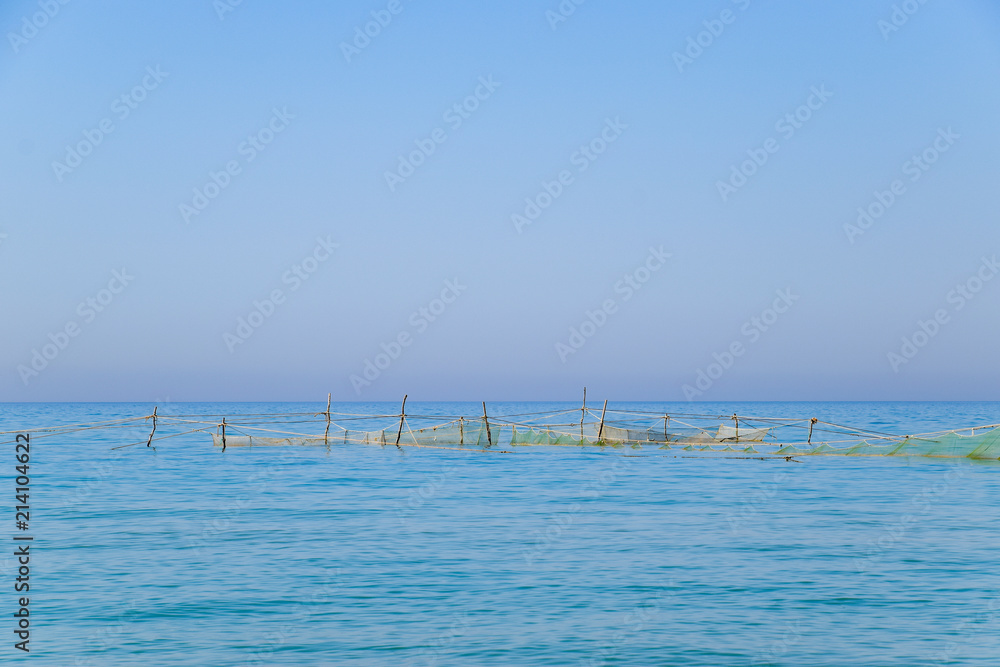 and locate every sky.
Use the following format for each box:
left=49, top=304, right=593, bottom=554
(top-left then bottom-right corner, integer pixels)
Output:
left=1, top=0, right=999, bottom=402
